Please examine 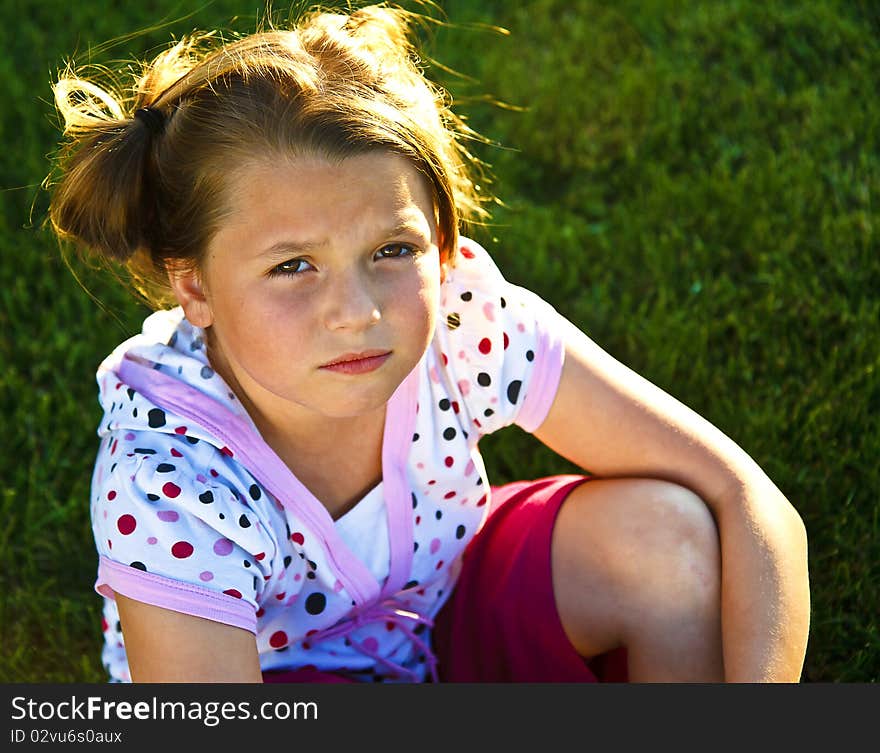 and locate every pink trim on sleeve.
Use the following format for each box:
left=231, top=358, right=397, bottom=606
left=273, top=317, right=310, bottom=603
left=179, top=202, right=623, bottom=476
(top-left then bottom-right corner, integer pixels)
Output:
left=95, top=555, right=257, bottom=633
left=515, top=294, right=567, bottom=434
